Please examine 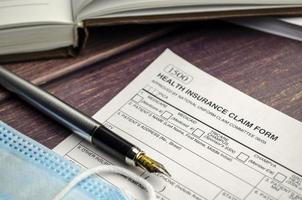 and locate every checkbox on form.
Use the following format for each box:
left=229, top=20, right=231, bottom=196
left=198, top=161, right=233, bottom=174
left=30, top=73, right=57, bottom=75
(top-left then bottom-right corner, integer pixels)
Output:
left=132, top=95, right=143, bottom=103
left=161, top=111, right=173, bottom=119
left=237, top=152, right=249, bottom=162
left=274, top=172, right=287, bottom=183
left=192, top=128, right=205, bottom=138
